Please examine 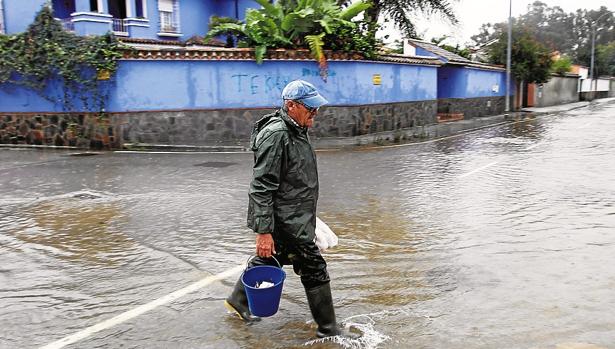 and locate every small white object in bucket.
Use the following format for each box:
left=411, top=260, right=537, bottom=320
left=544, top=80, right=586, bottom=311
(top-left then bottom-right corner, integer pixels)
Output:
left=256, top=281, right=275, bottom=289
